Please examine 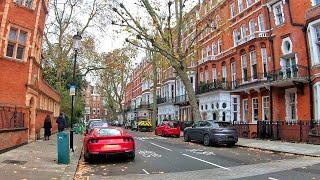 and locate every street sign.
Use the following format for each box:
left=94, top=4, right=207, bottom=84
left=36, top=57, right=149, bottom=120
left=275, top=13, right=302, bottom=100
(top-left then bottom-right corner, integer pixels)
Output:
left=70, top=85, right=76, bottom=96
